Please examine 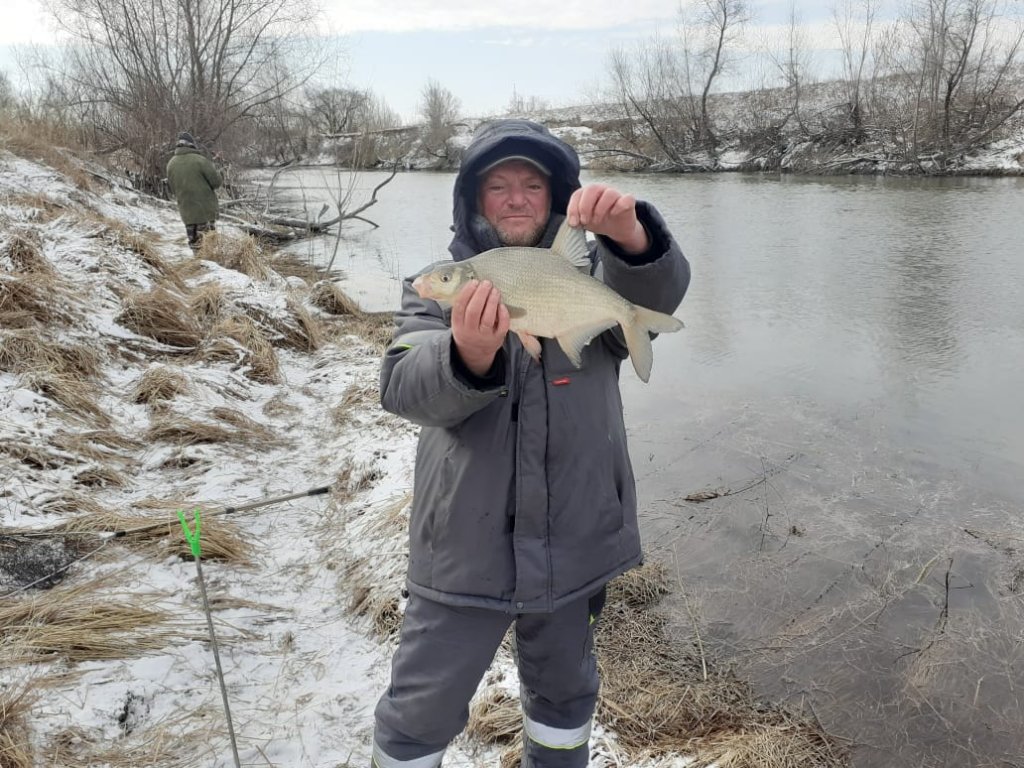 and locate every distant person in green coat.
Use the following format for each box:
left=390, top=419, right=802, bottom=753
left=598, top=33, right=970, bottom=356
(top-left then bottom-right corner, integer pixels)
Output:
left=165, top=131, right=223, bottom=251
